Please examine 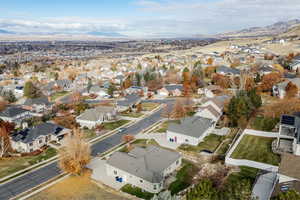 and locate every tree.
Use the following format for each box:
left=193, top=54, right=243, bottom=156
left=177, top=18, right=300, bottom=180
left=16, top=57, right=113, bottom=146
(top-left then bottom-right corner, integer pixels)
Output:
left=186, top=179, right=217, bottom=200
left=107, top=84, right=116, bottom=97
left=3, top=91, right=16, bottom=103
left=171, top=99, right=186, bottom=119
left=87, top=78, right=92, bottom=93
left=285, top=81, right=298, bottom=98
left=0, top=121, right=14, bottom=157
left=71, top=91, right=82, bottom=104
left=135, top=73, right=142, bottom=86
left=59, top=129, right=91, bottom=175
left=161, top=104, right=172, bottom=119
left=122, top=134, right=135, bottom=143
left=212, top=74, right=231, bottom=89
left=263, top=98, right=300, bottom=118
left=274, top=189, right=300, bottom=200
left=260, top=72, right=282, bottom=92
left=227, top=90, right=261, bottom=127
left=23, top=81, right=40, bottom=98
